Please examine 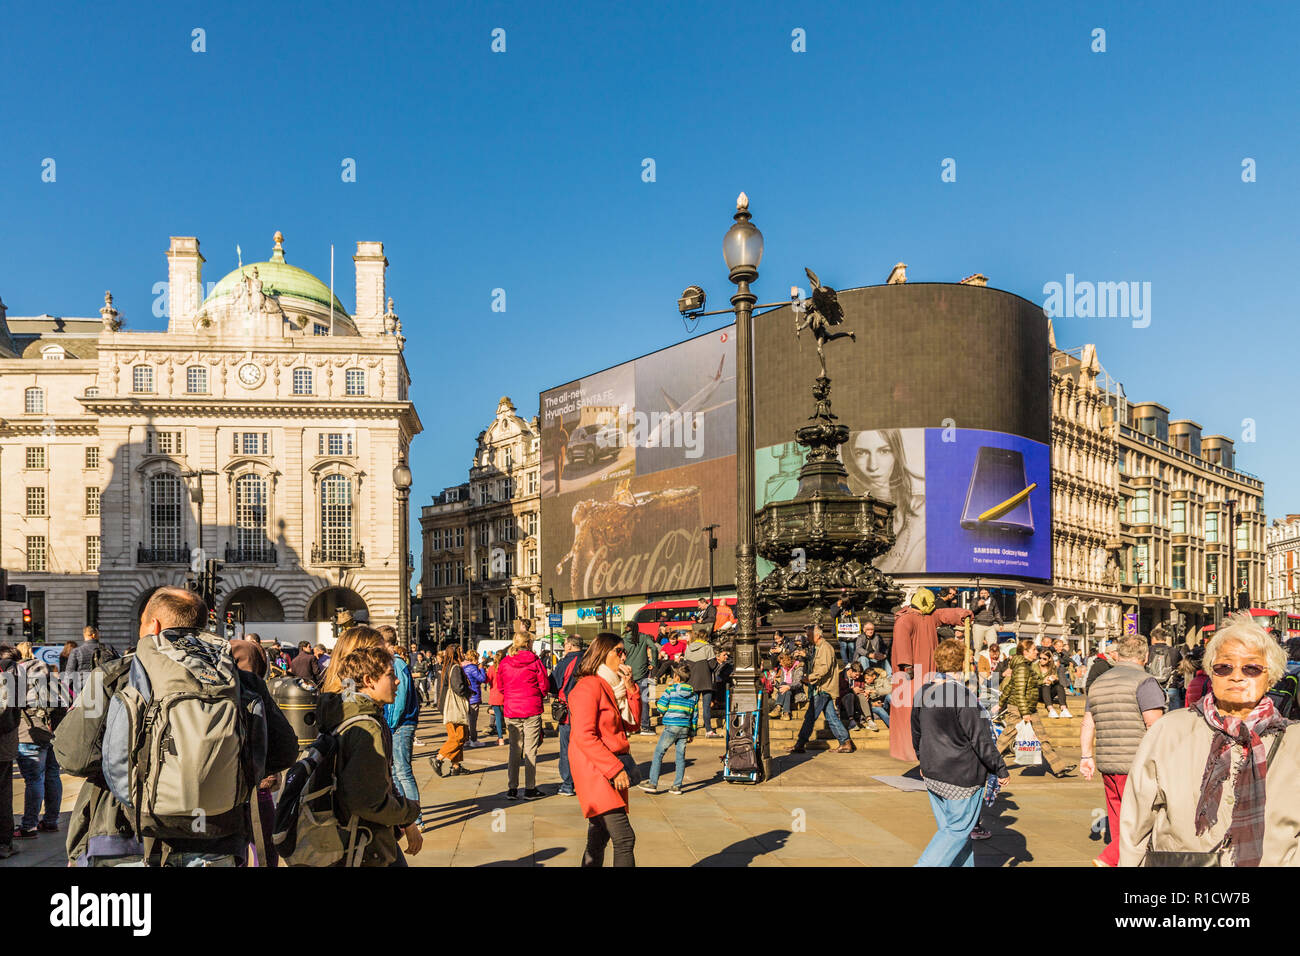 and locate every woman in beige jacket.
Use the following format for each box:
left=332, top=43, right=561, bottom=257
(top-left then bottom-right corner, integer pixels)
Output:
left=1120, top=616, right=1300, bottom=866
